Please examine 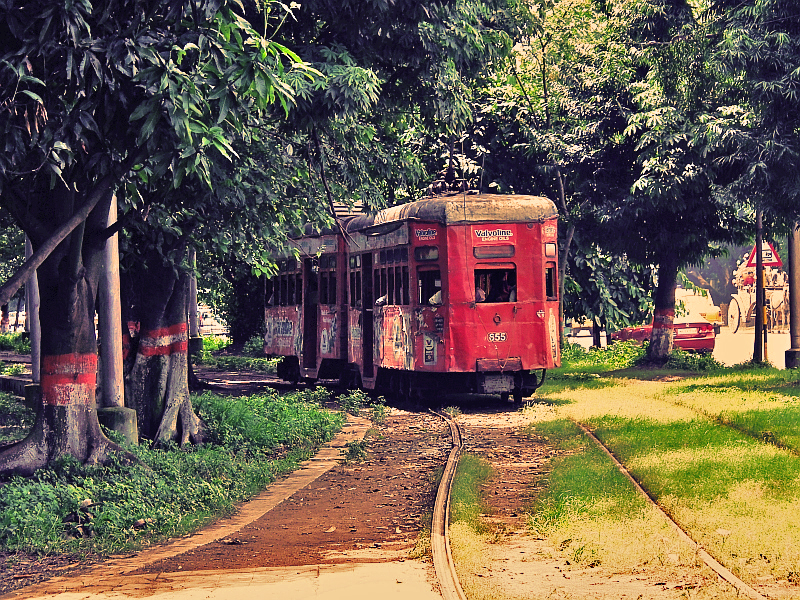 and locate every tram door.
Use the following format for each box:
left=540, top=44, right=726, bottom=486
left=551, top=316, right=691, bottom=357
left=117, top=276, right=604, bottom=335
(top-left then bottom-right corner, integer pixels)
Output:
left=362, top=253, right=373, bottom=377
left=303, top=258, right=318, bottom=369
